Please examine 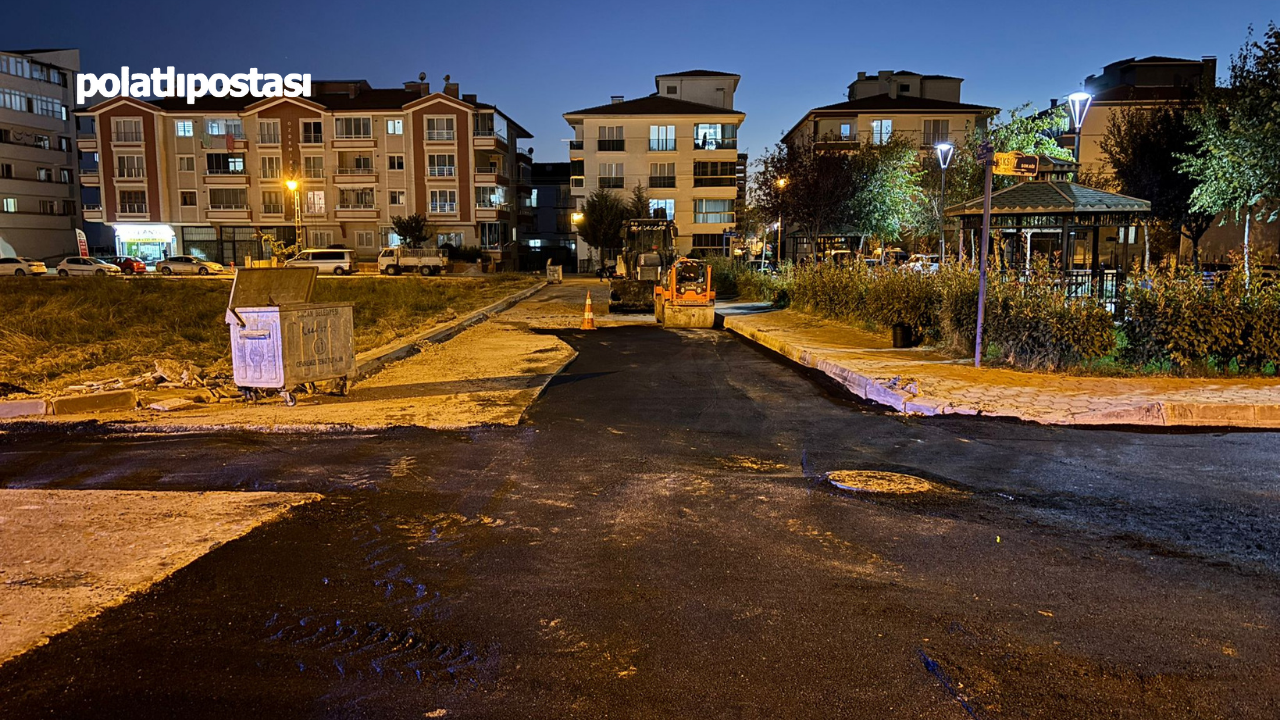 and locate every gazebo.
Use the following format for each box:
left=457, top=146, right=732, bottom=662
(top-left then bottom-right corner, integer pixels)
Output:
left=945, top=181, right=1151, bottom=303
